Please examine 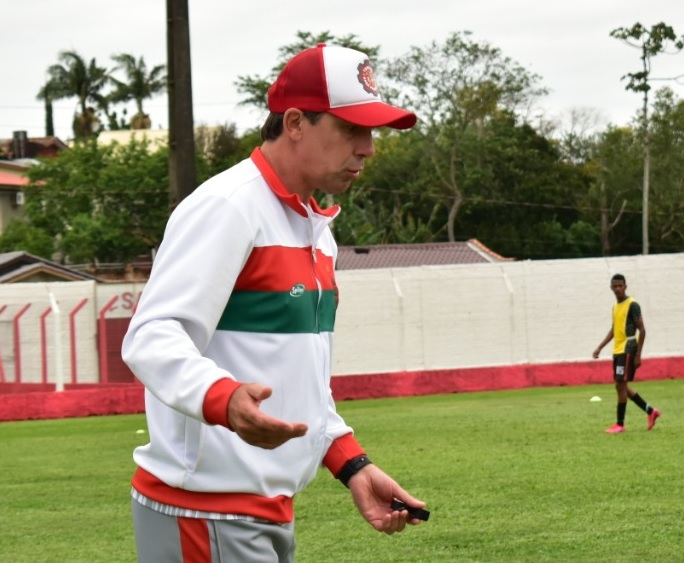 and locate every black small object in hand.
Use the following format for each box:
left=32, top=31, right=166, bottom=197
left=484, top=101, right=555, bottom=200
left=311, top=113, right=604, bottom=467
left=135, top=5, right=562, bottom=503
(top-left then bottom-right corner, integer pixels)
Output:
left=391, top=499, right=430, bottom=521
